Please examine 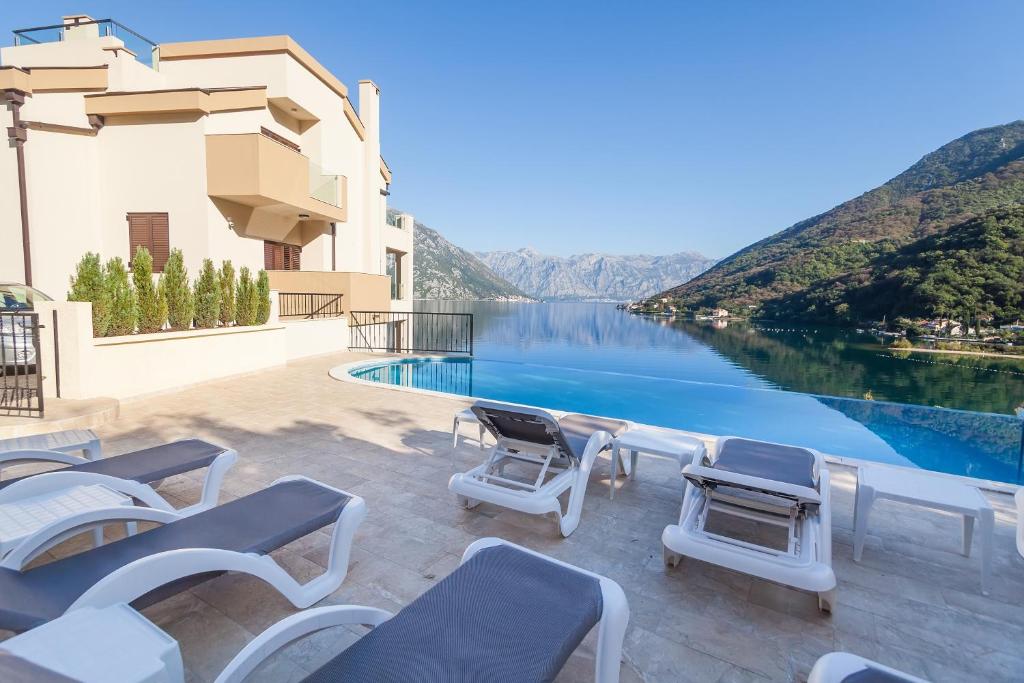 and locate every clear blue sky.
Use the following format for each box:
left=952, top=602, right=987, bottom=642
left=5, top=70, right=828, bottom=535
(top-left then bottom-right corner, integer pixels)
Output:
left=7, top=2, right=1024, bottom=258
